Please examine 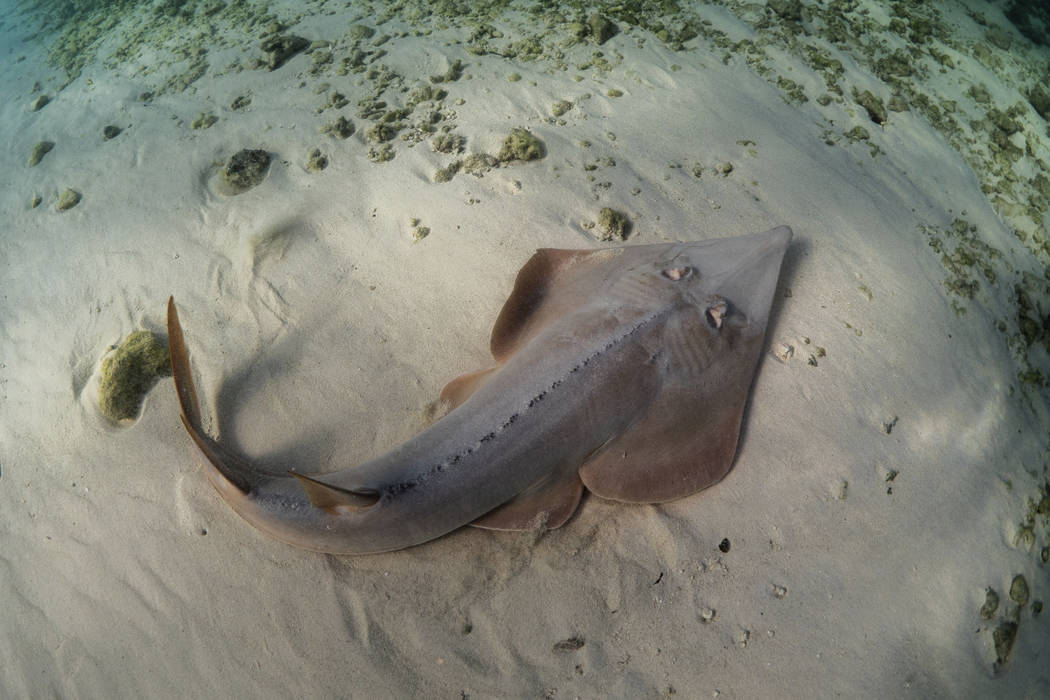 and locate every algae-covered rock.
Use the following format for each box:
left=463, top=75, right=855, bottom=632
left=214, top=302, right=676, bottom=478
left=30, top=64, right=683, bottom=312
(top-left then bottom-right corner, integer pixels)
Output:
left=845, top=126, right=871, bottom=143
left=432, top=132, right=465, bottom=154
left=979, top=588, right=1000, bottom=619
left=993, top=620, right=1018, bottom=666
left=461, top=153, right=497, bottom=176
left=434, top=160, right=462, bottom=183
left=768, top=0, right=804, bottom=21
left=1027, top=84, right=1050, bottom=120
left=497, top=127, right=544, bottom=162
left=367, top=143, right=394, bottom=162
left=551, top=100, right=573, bottom=117
left=595, top=207, right=631, bottom=241
left=28, top=140, right=54, bottom=166
left=321, top=116, right=355, bottom=139
left=191, top=112, right=218, bottom=130
left=348, top=24, right=375, bottom=41
left=306, top=148, right=328, bottom=172
left=854, top=89, right=887, bottom=125
left=56, top=188, right=81, bottom=211
left=366, top=121, right=398, bottom=143
left=31, top=94, right=50, bottom=111
left=261, top=34, right=309, bottom=70
left=221, top=149, right=271, bottom=193
left=102, top=125, right=122, bottom=140
left=98, top=331, right=171, bottom=422
left=588, top=13, right=617, bottom=45
left=1009, top=574, right=1029, bottom=605
left=409, top=218, right=430, bottom=241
